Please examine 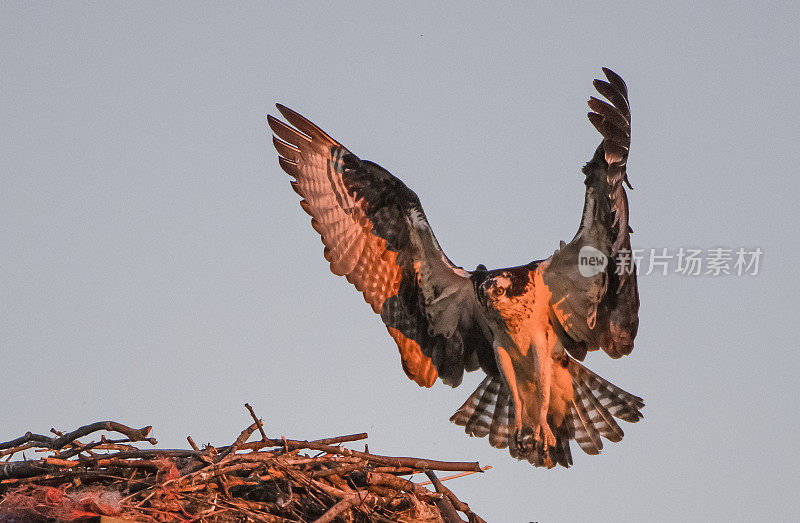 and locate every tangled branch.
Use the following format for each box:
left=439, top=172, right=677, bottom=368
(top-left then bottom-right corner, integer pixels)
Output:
left=0, top=405, right=488, bottom=522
